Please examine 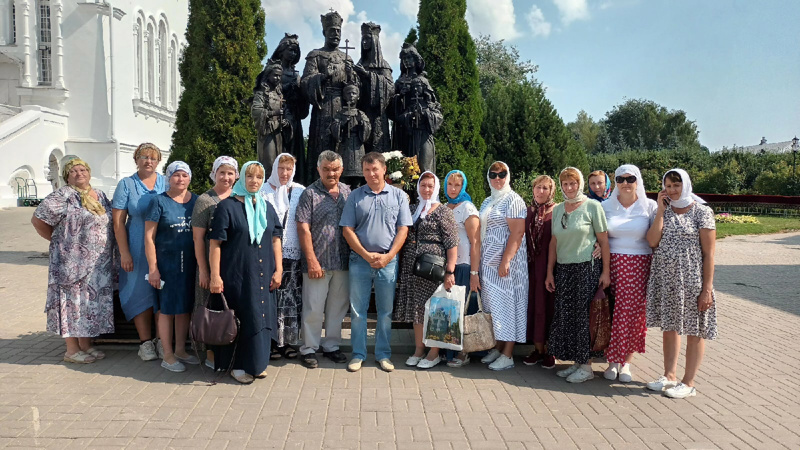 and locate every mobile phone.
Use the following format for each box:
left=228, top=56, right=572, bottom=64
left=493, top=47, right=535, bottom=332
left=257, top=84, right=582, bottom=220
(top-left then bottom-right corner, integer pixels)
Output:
left=662, top=196, right=671, bottom=207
